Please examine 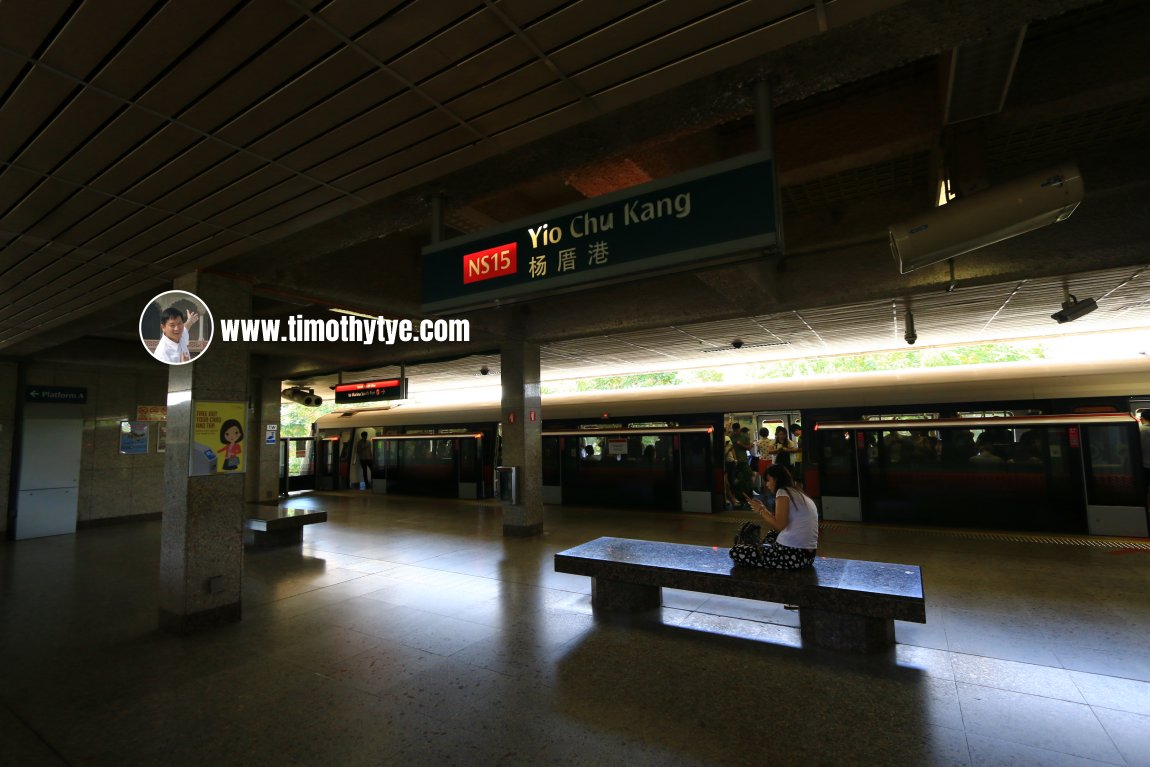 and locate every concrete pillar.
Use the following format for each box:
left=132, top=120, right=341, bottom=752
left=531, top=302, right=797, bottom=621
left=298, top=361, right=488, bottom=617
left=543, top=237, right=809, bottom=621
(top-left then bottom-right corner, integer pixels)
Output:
left=499, top=339, right=543, bottom=537
left=244, top=376, right=282, bottom=503
left=158, top=273, right=251, bottom=634
left=0, top=361, right=17, bottom=537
